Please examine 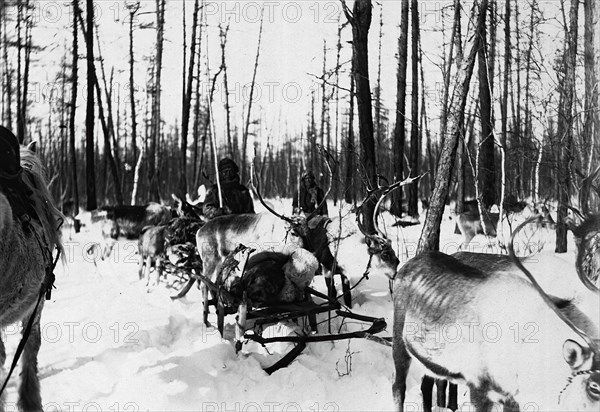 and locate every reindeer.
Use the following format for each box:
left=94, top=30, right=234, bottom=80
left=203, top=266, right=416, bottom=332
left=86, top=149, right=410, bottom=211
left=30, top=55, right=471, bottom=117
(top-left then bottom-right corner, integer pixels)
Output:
left=455, top=198, right=556, bottom=249
left=568, top=166, right=600, bottom=292
left=354, top=179, right=414, bottom=282
left=415, top=170, right=600, bottom=412
left=138, top=195, right=206, bottom=290
left=193, top=164, right=351, bottom=326
left=392, top=208, right=600, bottom=411
left=190, top=165, right=416, bottom=330
left=0, top=136, right=63, bottom=411
left=138, top=225, right=168, bottom=291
